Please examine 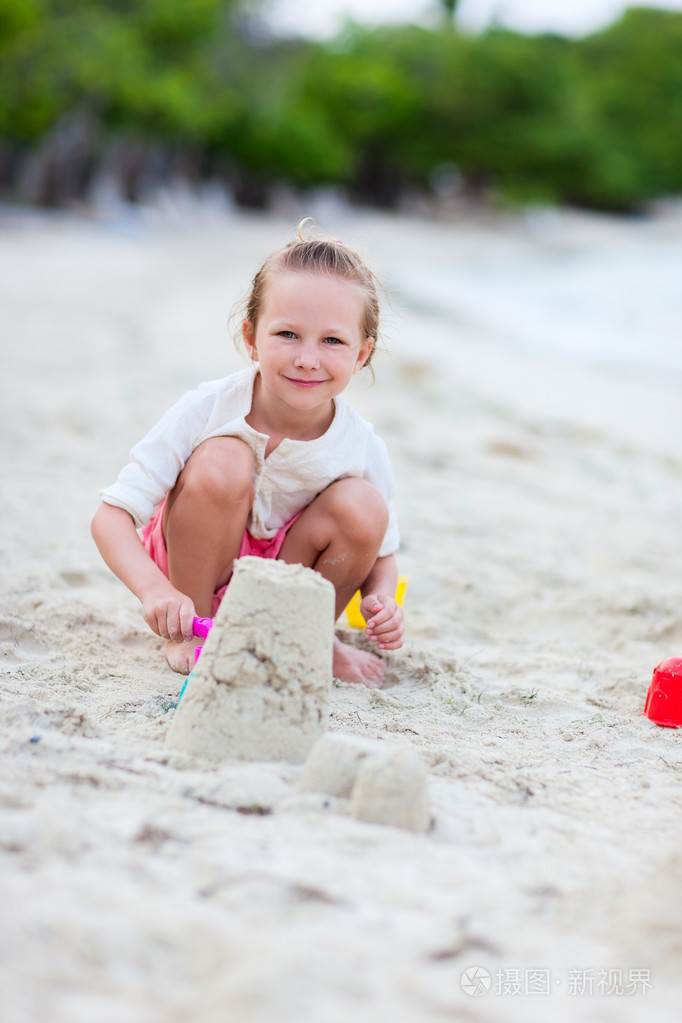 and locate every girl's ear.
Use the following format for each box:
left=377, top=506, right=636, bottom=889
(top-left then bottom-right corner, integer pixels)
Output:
left=353, top=336, right=374, bottom=373
left=242, top=319, right=257, bottom=360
